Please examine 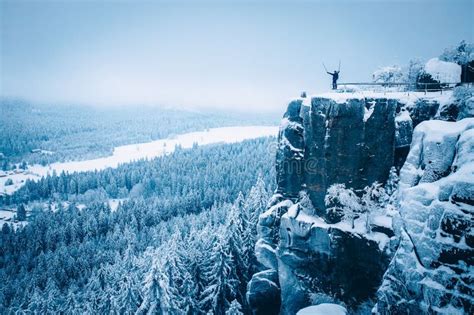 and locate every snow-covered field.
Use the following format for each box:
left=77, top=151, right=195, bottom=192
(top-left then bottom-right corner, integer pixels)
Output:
left=0, top=209, right=15, bottom=222
left=0, top=126, right=278, bottom=195
left=0, top=209, right=28, bottom=229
